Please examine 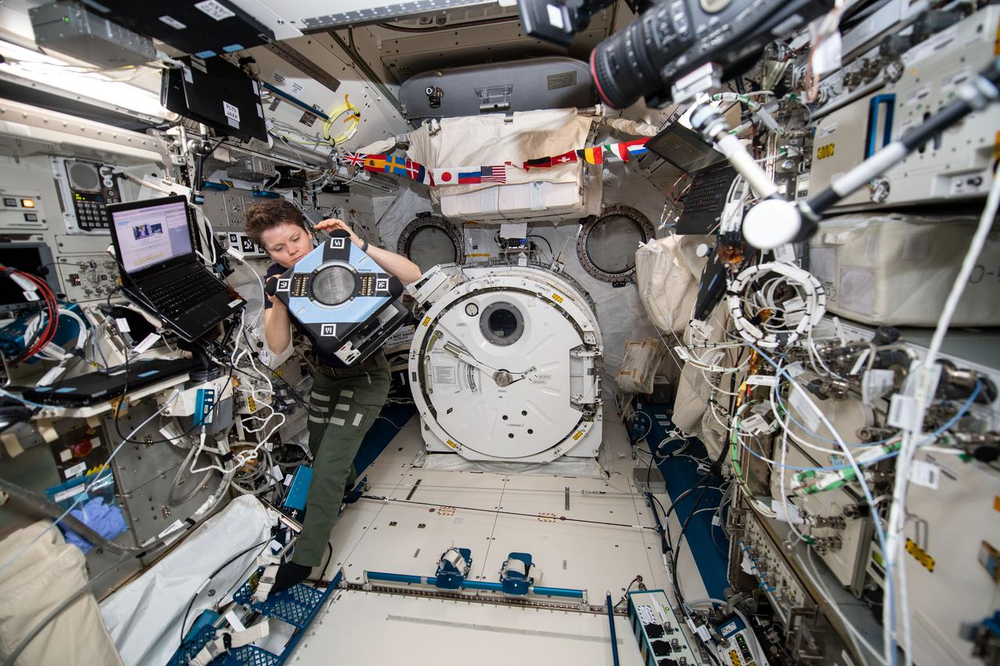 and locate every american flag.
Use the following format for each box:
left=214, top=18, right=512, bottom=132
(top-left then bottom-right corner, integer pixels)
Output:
left=481, top=165, right=507, bottom=183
